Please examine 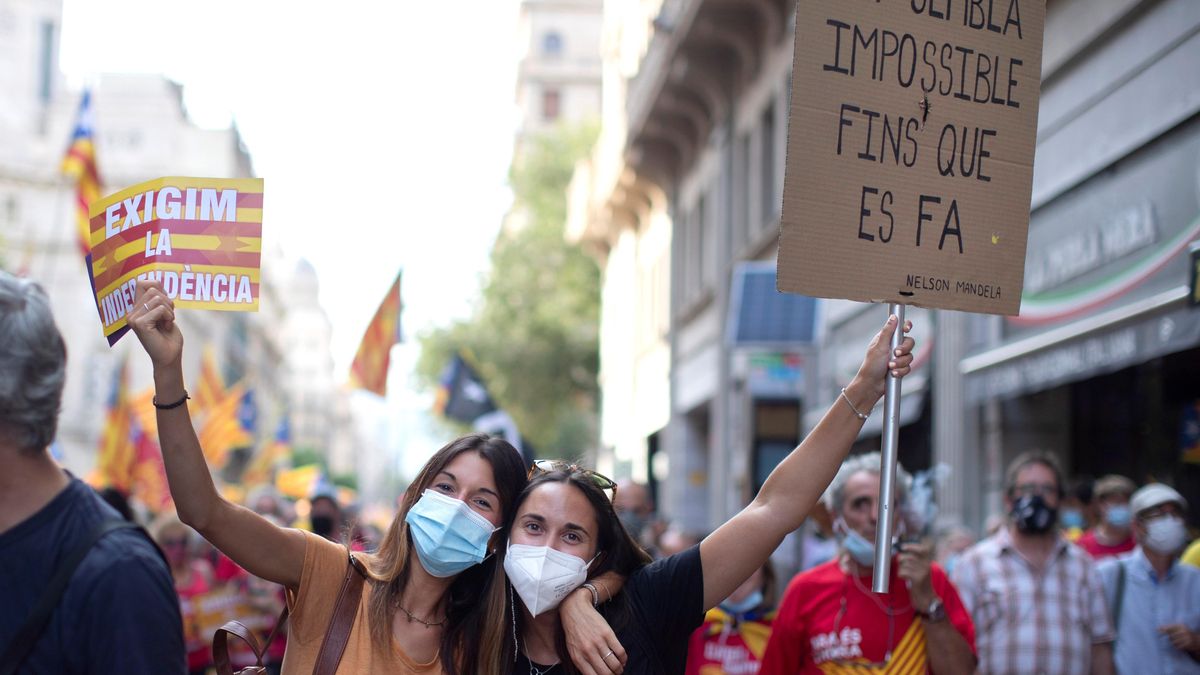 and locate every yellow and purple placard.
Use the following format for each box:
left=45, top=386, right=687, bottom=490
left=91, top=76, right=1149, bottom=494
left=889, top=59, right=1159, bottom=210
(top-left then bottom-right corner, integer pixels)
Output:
left=86, top=177, right=263, bottom=345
